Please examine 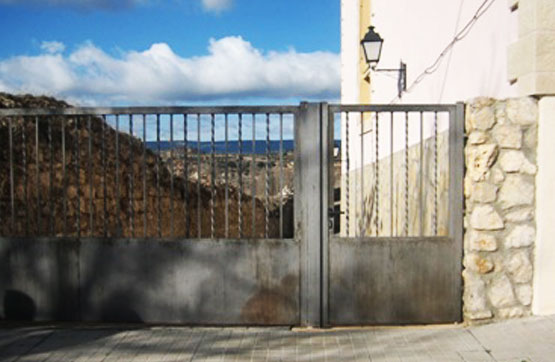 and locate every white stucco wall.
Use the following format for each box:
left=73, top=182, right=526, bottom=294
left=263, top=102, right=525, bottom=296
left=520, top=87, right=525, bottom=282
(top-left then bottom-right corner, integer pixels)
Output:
left=534, top=96, right=555, bottom=315
left=340, top=0, right=360, bottom=104
left=346, top=0, right=519, bottom=104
